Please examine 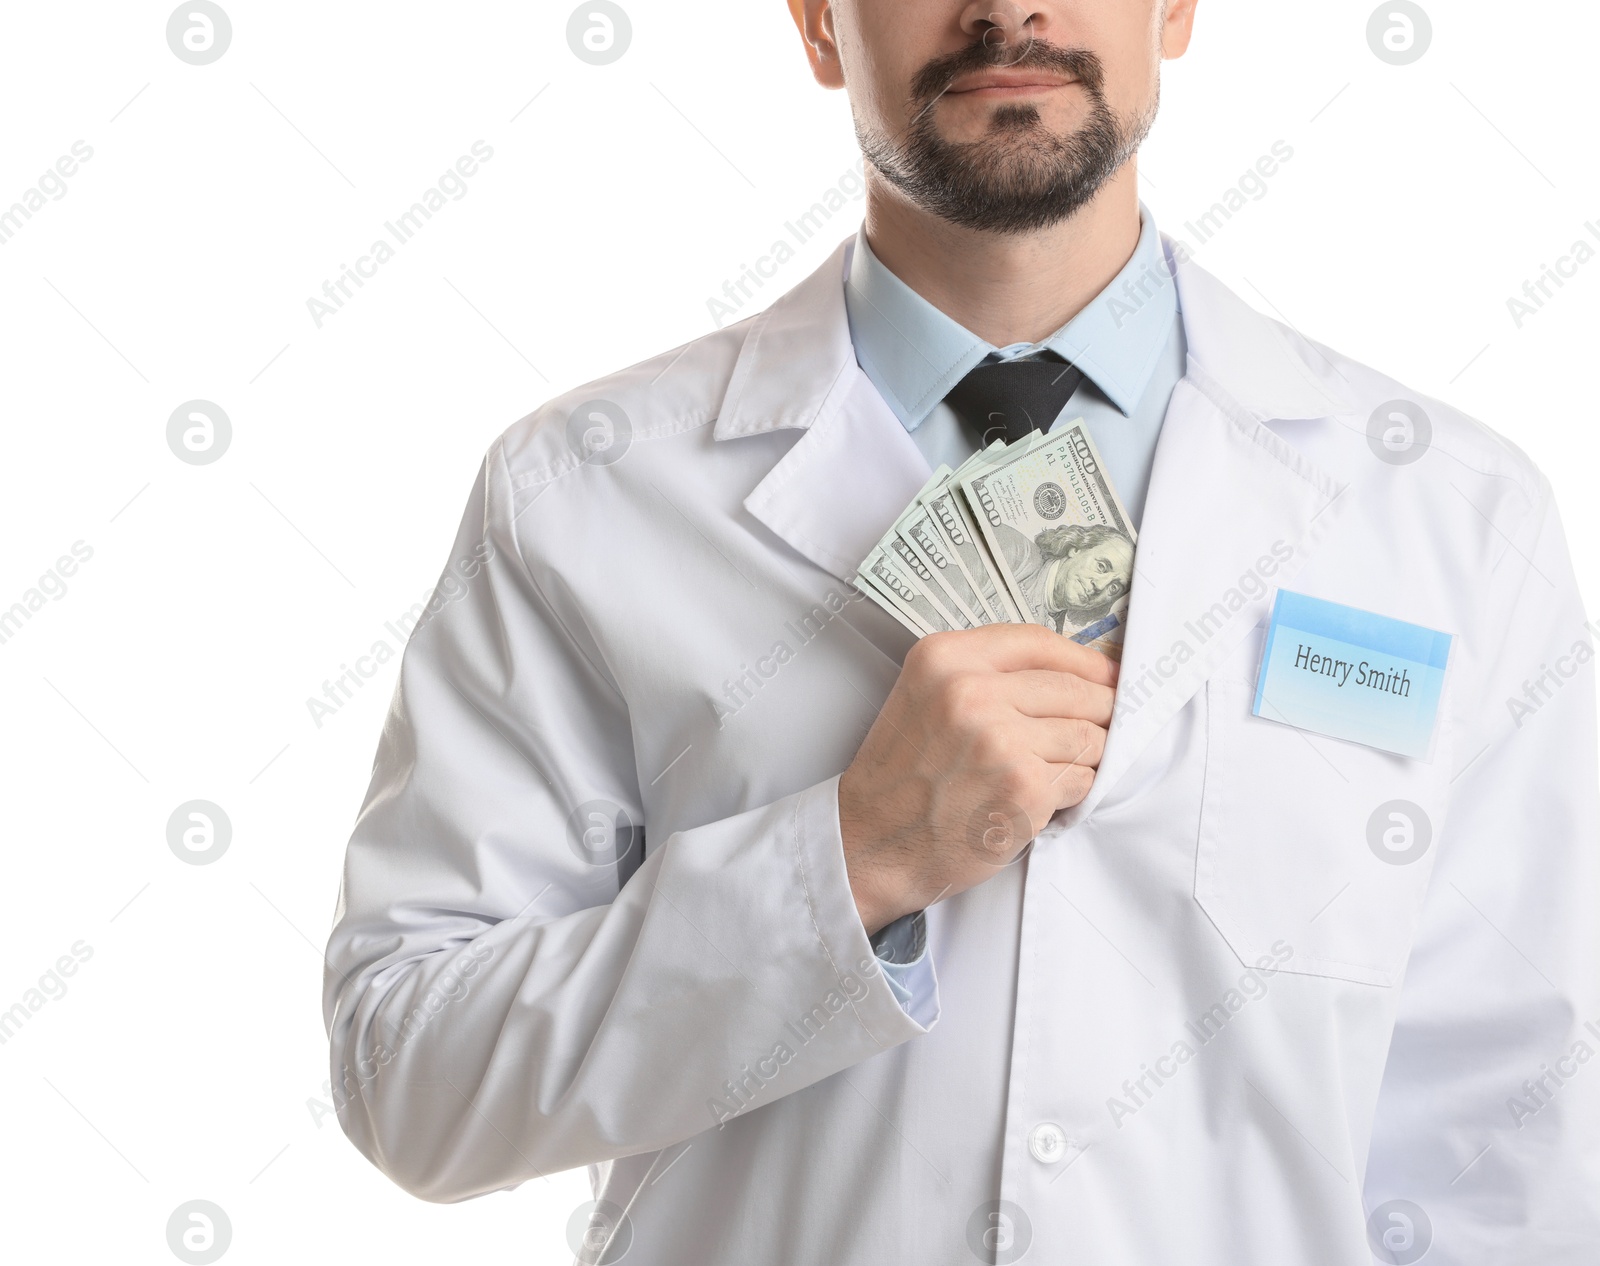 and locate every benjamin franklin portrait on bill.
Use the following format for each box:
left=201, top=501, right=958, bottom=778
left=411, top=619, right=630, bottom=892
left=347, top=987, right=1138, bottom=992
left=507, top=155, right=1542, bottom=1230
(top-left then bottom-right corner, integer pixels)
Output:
left=993, top=520, right=1135, bottom=633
